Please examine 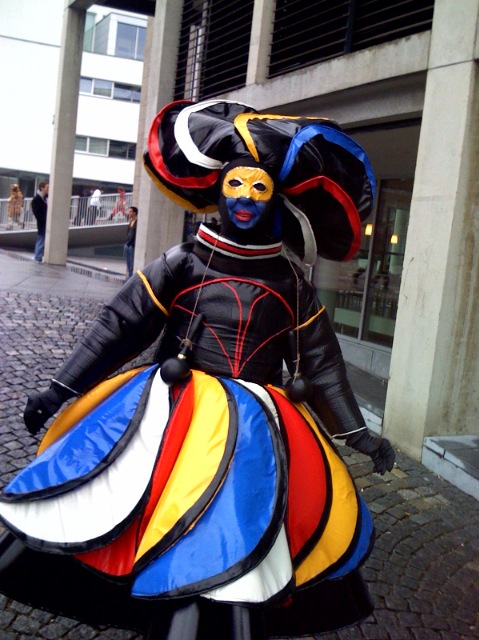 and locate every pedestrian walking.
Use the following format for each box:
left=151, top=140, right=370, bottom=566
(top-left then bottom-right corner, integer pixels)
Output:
left=110, top=187, right=127, bottom=220
left=88, top=187, right=102, bottom=224
left=124, top=206, right=138, bottom=279
left=31, top=181, right=49, bottom=262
